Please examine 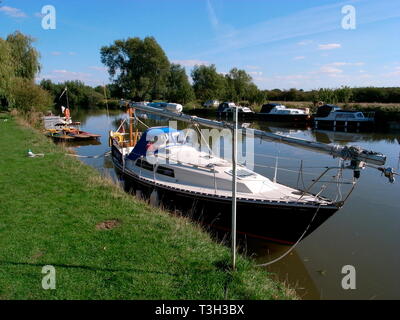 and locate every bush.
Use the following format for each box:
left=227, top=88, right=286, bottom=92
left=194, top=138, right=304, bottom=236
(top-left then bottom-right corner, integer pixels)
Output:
left=10, top=78, right=53, bottom=113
